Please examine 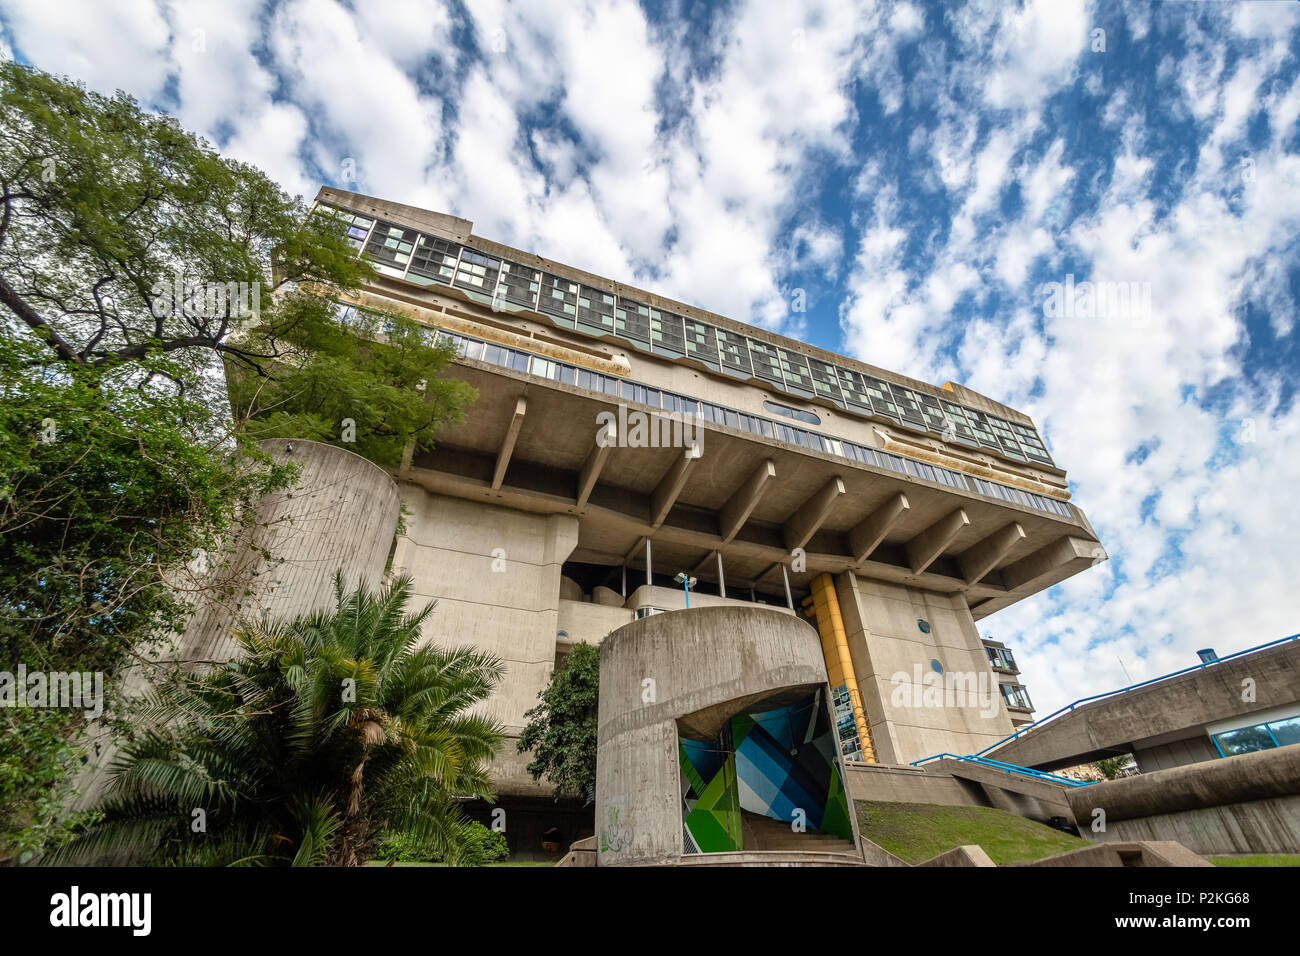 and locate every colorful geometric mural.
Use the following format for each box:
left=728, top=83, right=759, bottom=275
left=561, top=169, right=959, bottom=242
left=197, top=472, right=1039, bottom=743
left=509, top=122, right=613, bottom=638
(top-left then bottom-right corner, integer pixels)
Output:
left=679, top=689, right=854, bottom=853
left=679, top=726, right=741, bottom=853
